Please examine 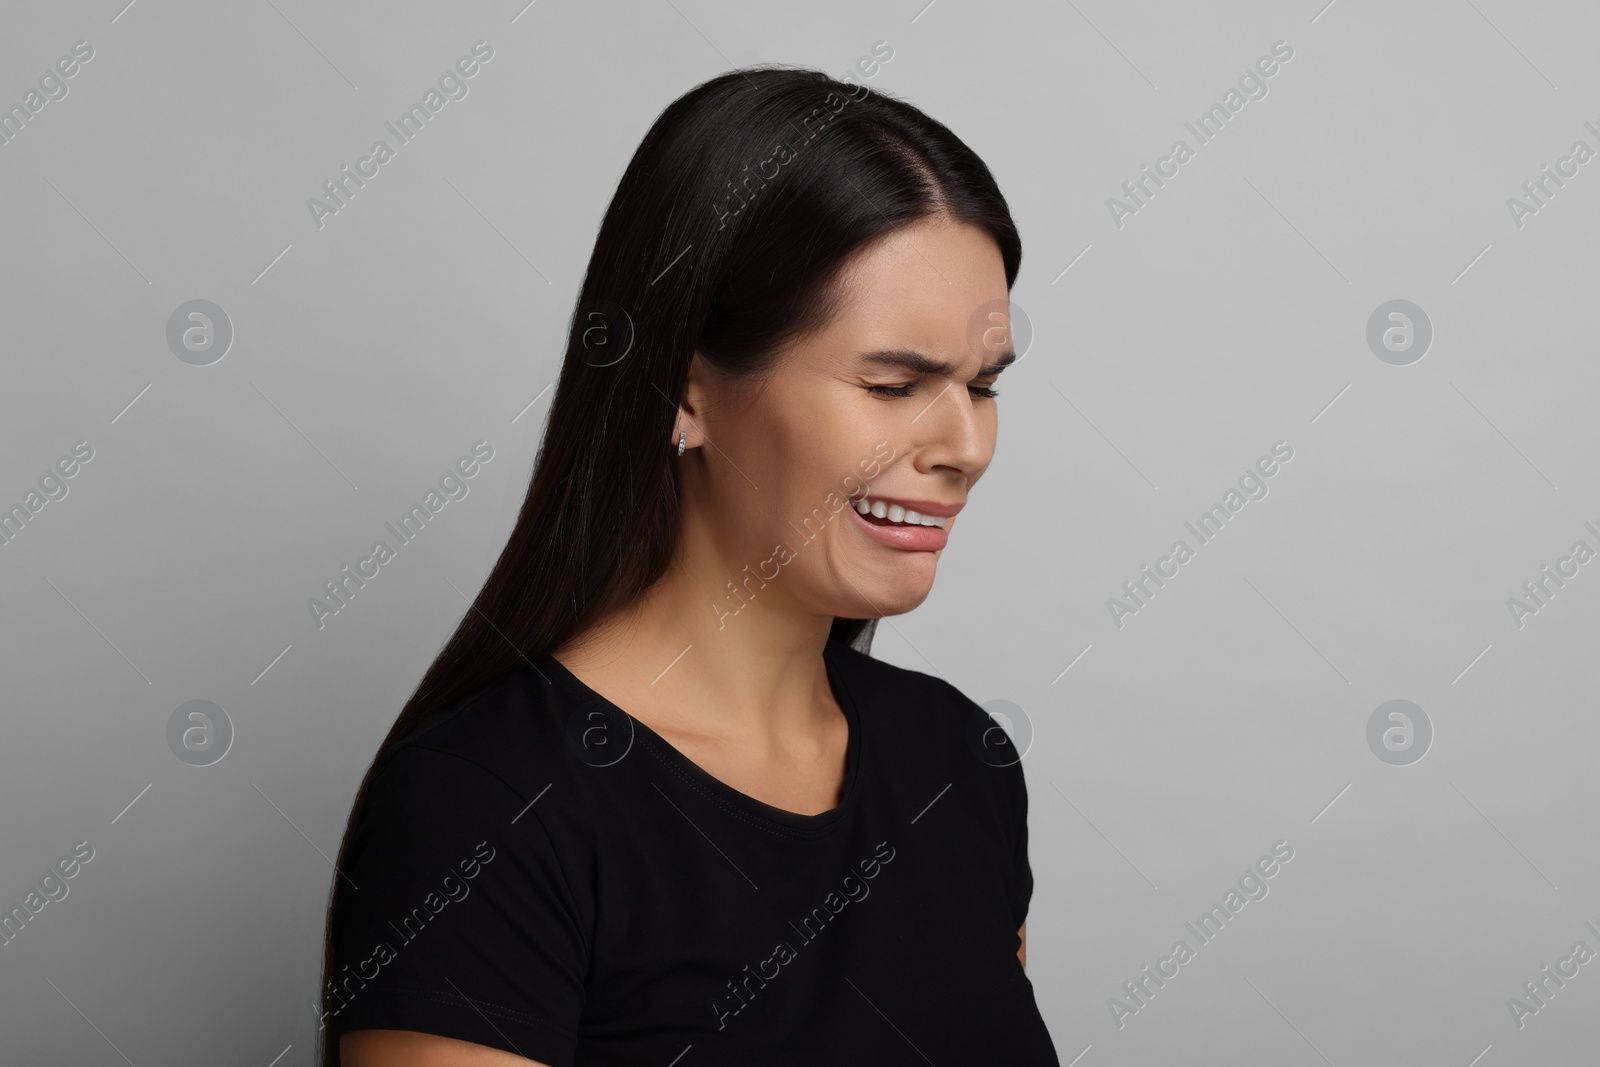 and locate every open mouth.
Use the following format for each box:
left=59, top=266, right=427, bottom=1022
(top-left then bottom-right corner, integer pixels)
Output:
left=849, top=497, right=949, bottom=528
